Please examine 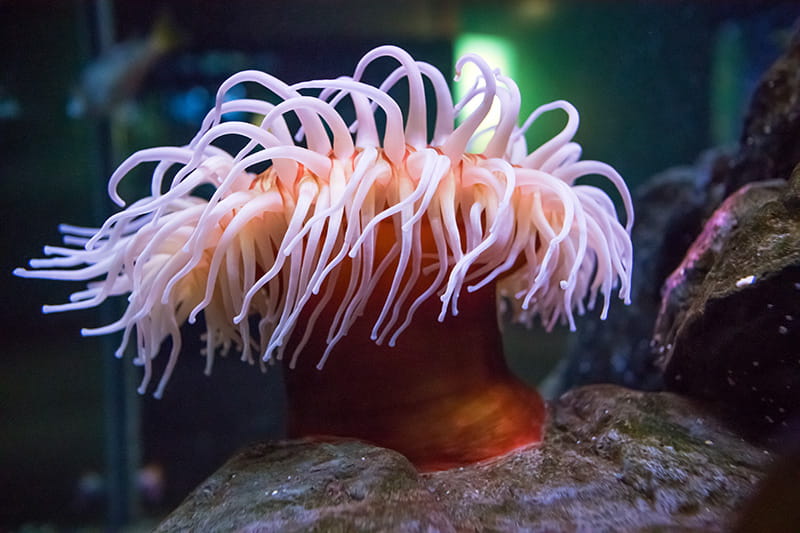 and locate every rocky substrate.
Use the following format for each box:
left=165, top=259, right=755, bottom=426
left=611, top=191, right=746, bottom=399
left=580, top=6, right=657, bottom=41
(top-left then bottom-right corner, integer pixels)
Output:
left=156, top=385, right=770, bottom=533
